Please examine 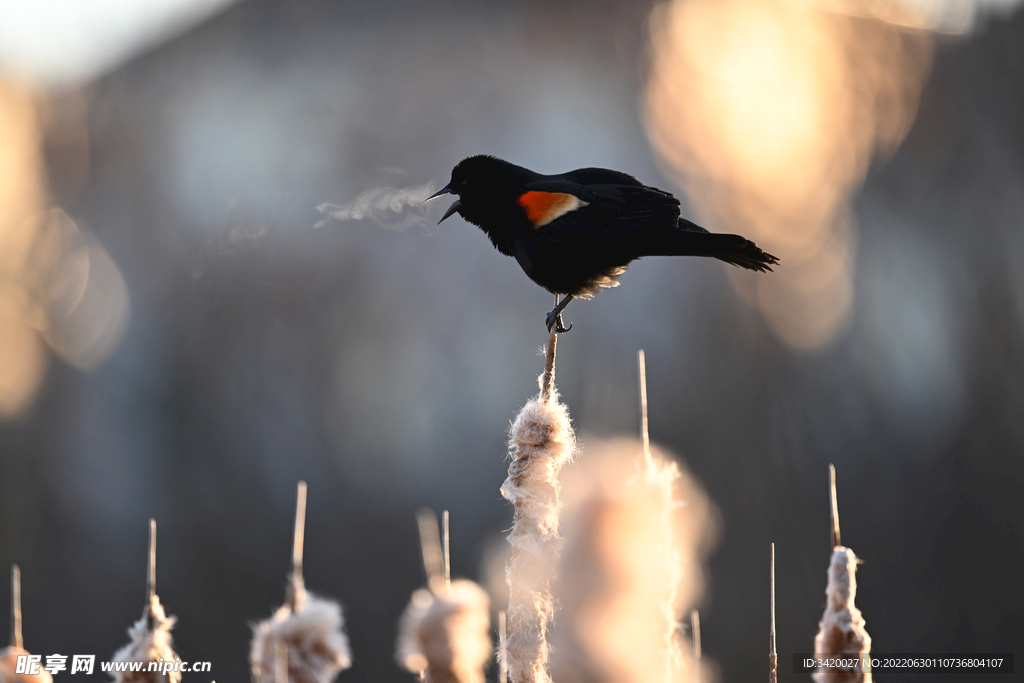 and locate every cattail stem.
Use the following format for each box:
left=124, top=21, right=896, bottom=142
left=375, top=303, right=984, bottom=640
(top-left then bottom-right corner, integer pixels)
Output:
left=769, top=543, right=777, bottom=683
left=288, top=481, right=307, bottom=612
left=416, top=509, right=445, bottom=594
left=690, top=610, right=700, bottom=663
left=442, top=510, right=451, bottom=591
left=638, top=350, right=651, bottom=466
left=638, top=350, right=682, bottom=683
left=541, top=331, right=557, bottom=402
left=293, top=481, right=307, bottom=578
left=146, top=519, right=157, bottom=627
left=499, top=611, right=508, bottom=683
left=10, top=564, right=21, bottom=650
left=829, top=465, right=840, bottom=550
